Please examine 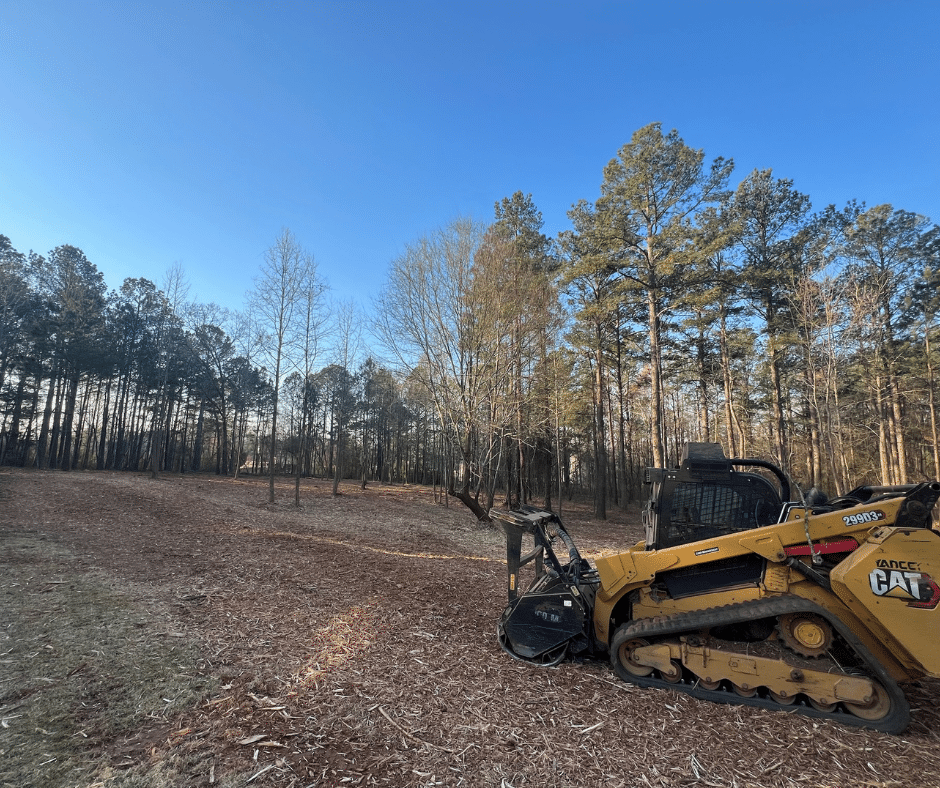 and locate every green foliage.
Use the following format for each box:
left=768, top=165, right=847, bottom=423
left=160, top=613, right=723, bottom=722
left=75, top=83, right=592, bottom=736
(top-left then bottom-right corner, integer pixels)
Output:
left=3, top=123, right=940, bottom=501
